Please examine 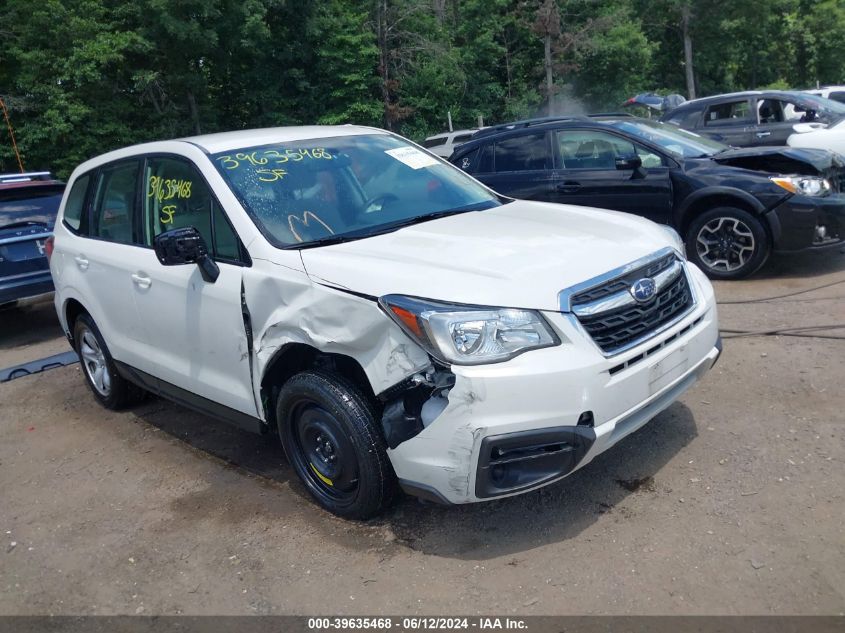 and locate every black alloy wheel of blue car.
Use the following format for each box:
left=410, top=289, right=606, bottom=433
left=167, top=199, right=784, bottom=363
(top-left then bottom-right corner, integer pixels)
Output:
left=685, top=206, right=771, bottom=280
left=276, top=370, right=396, bottom=519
